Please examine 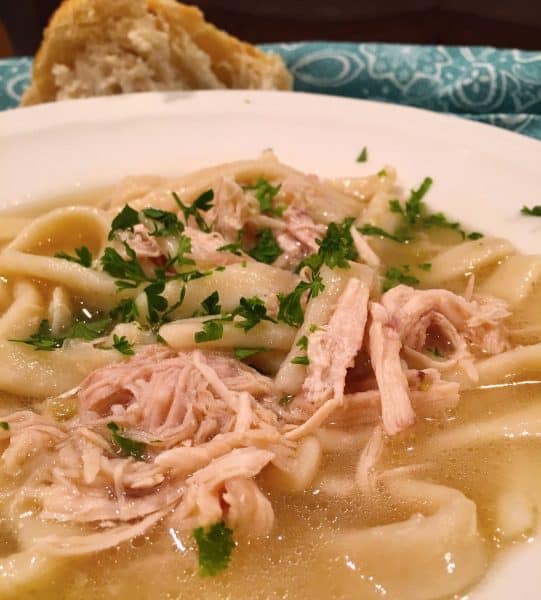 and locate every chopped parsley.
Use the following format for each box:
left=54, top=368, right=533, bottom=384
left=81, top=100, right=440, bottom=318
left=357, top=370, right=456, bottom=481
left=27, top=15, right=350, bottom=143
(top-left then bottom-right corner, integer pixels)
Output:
left=233, top=347, right=269, bottom=360
left=107, top=422, right=146, bottom=460
left=194, top=296, right=273, bottom=343
left=356, top=147, right=368, bottom=163
left=0, top=421, right=10, bottom=431
left=521, top=205, right=541, bottom=217
left=231, top=297, right=275, bottom=331
left=418, top=262, right=432, bottom=271
left=10, top=319, right=65, bottom=351
left=301, top=218, right=357, bottom=272
left=142, top=207, right=184, bottom=238
left=112, top=334, right=135, bottom=356
left=357, top=224, right=411, bottom=244
left=377, top=168, right=387, bottom=177
left=109, top=298, right=139, bottom=323
left=193, top=521, right=235, bottom=577
left=217, top=232, right=243, bottom=256
left=425, top=347, right=444, bottom=359
left=296, top=335, right=309, bottom=351
left=109, top=204, right=140, bottom=240
left=173, top=190, right=214, bottom=233
left=10, top=317, right=111, bottom=351
left=200, top=291, right=221, bottom=316
left=245, top=178, right=284, bottom=216
left=144, top=281, right=169, bottom=325
left=278, top=394, right=293, bottom=407
left=248, top=228, right=282, bottom=264
left=101, top=244, right=150, bottom=289
left=277, top=274, right=324, bottom=329
left=54, top=245, right=93, bottom=267
left=291, top=355, right=309, bottom=365
left=69, top=318, right=111, bottom=340
left=382, top=265, right=420, bottom=292
left=194, top=319, right=224, bottom=343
